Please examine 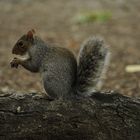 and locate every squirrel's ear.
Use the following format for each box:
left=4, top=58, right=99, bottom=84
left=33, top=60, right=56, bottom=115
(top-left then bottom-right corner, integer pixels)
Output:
left=27, top=29, right=35, bottom=39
